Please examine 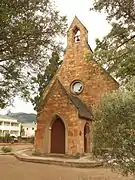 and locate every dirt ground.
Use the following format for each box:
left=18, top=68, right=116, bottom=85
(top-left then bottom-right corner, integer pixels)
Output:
left=0, top=143, right=33, bottom=152
left=0, top=155, right=134, bottom=180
